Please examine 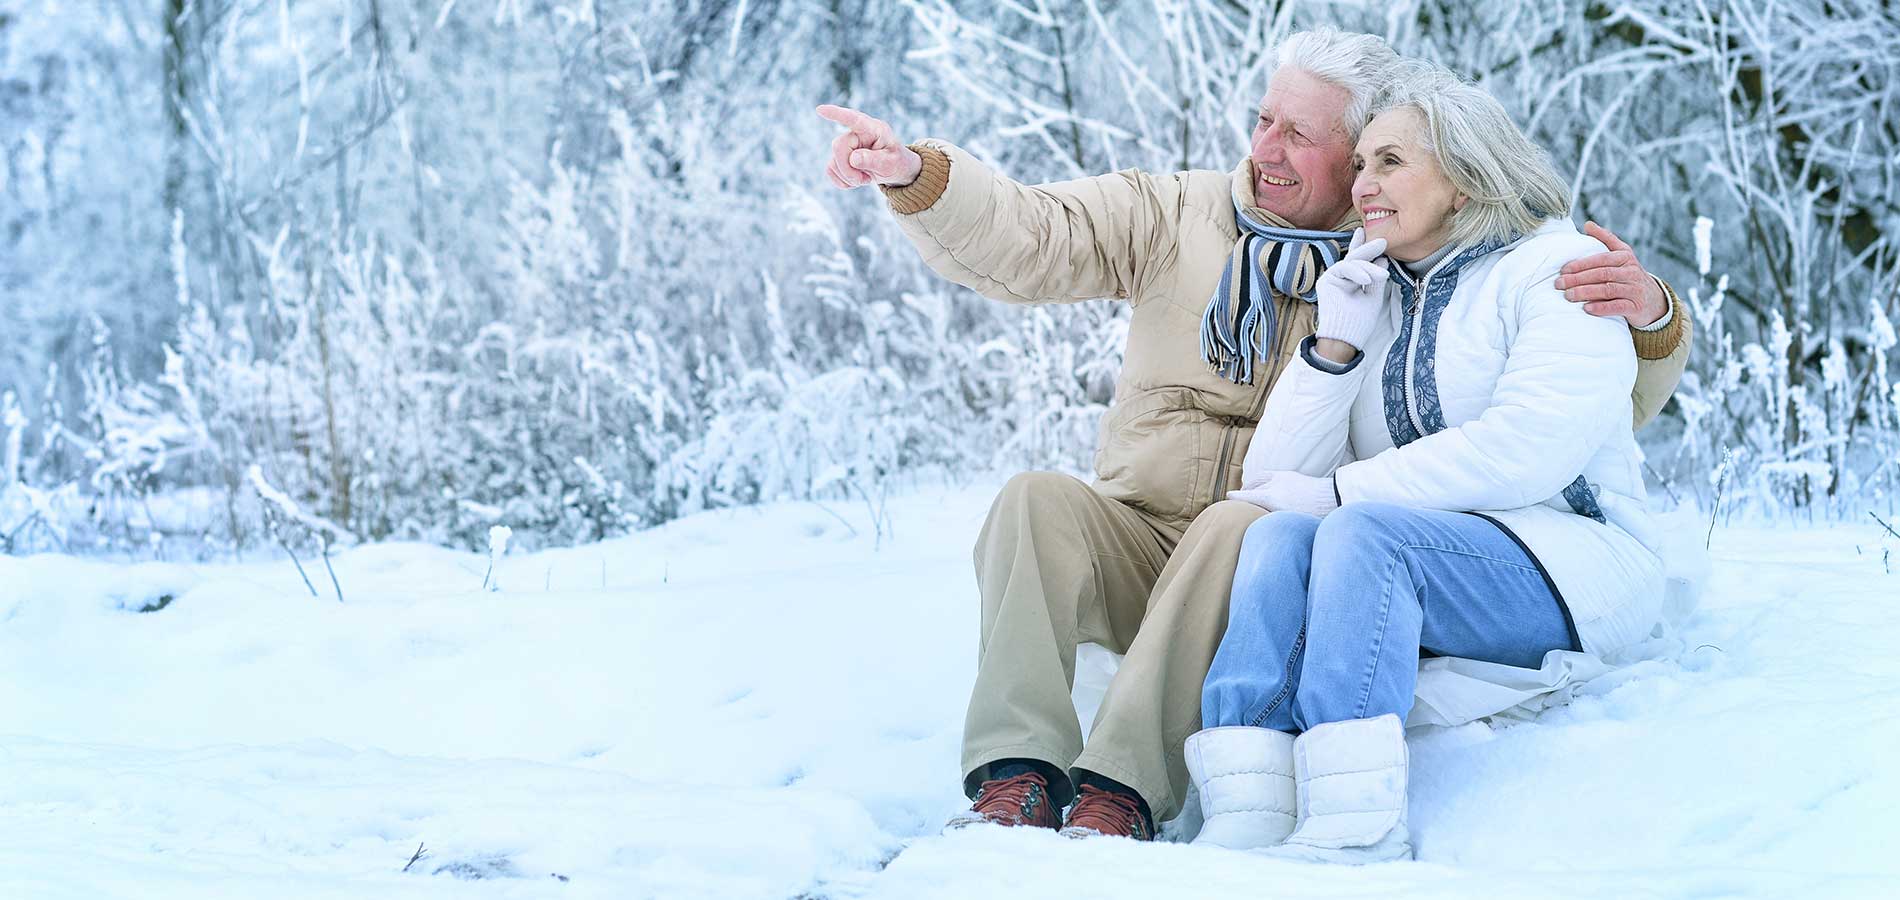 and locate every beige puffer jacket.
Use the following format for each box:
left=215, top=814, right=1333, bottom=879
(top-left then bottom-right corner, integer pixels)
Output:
left=879, top=140, right=1691, bottom=526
